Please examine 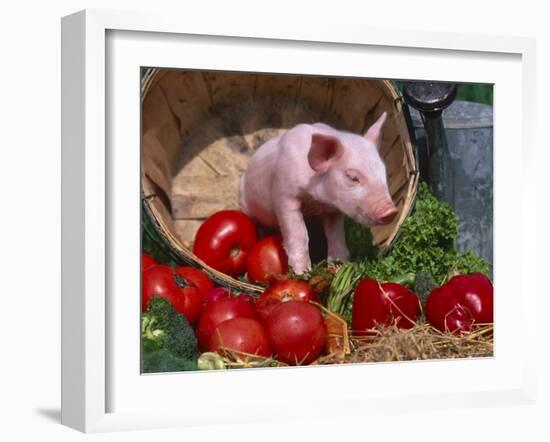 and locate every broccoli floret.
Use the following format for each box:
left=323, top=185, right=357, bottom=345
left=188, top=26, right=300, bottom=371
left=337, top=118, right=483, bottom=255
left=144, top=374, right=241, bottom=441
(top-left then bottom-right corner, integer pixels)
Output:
left=412, top=271, right=438, bottom=304
left=142, top=348, right=198, bottom=373
left=141, top=296, right=199, bottom=373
